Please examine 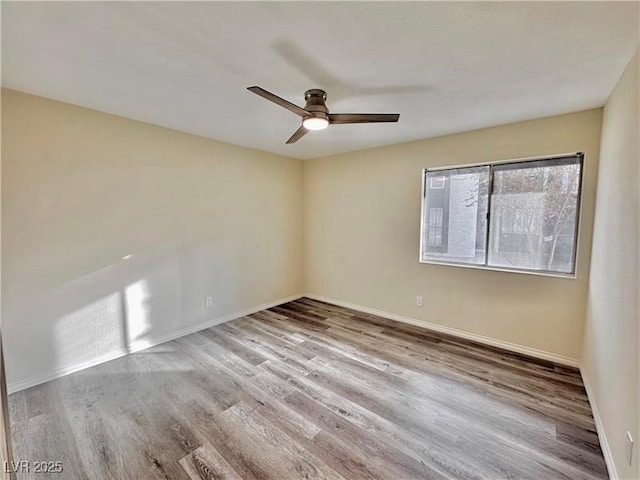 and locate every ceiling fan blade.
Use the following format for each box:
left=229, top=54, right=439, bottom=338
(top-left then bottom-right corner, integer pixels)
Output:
left=285, top=125, right=309, bottom=144
left=247, top=86, right=308, bottom=117
left=329, top=113, right=400, bottom=124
